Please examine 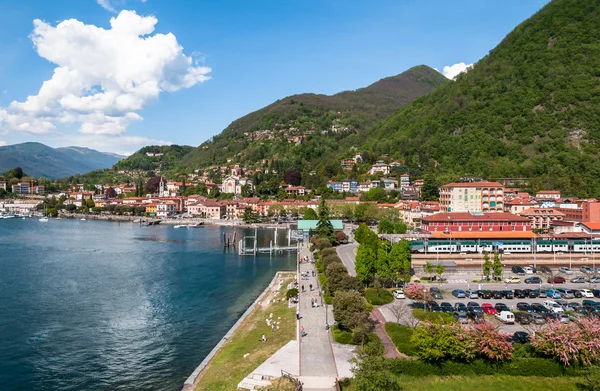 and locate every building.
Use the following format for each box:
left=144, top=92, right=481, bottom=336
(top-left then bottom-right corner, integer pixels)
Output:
left=519, top=208, right=565, bottom=230
left=145, top=203, right=158, bottom=215
left=221, top=176, right=253, bottom=195
left=340, top=159, right=355, bottom=170
left=33, top=185, right=45, bottom=194
left=536, top=190, right=561, bottom=199
left=285, top=186, right=306, bottom=196
left=11, top=182, right=30, bottom=194
left=583, top=202, right=600, bottom=223
left=439, top=181, right=504, bottom=213
left=369, top=161, right=390, bottom=175
left=0, top=181, right=6, bottom=190
left=422, top=211, right=531, bottom=233
left=399, top=173, right=410, bottom=190
left=504, top=198, right=536, bottom=214
left=188, top=201, right=226, bottom=219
